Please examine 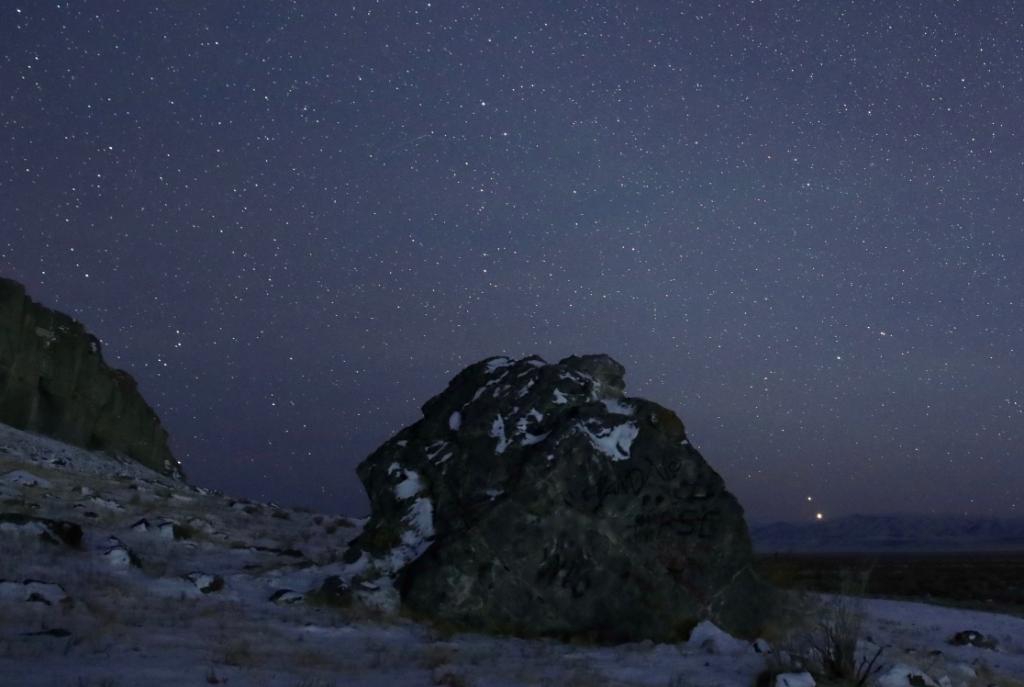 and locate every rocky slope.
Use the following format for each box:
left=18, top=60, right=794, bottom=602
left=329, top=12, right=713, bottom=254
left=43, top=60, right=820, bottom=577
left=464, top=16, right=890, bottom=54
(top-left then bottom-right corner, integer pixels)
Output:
left=0, top=277, right=180, bottom=477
